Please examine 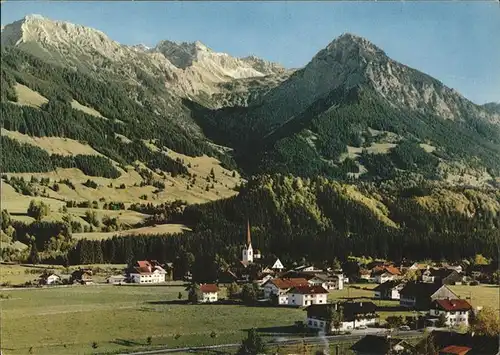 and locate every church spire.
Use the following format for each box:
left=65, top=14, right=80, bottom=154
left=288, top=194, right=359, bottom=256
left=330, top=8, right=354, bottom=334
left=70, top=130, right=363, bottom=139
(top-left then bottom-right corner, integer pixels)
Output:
left=247, top=219, right=251, bottom=246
